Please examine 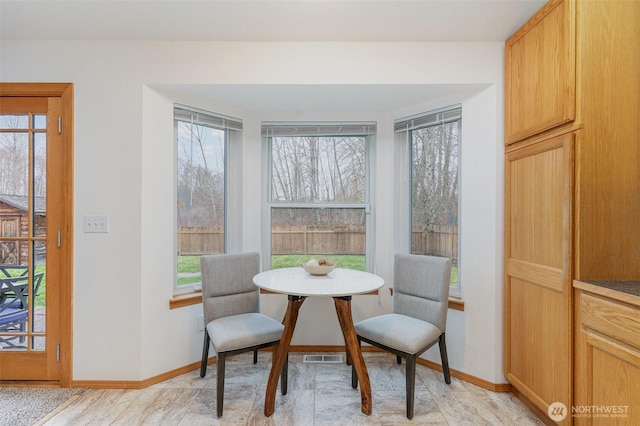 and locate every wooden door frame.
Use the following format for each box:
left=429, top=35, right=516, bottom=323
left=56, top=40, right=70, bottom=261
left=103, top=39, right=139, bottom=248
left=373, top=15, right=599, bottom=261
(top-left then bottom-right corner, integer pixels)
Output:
left=0, top=83, right=74, bottom=386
